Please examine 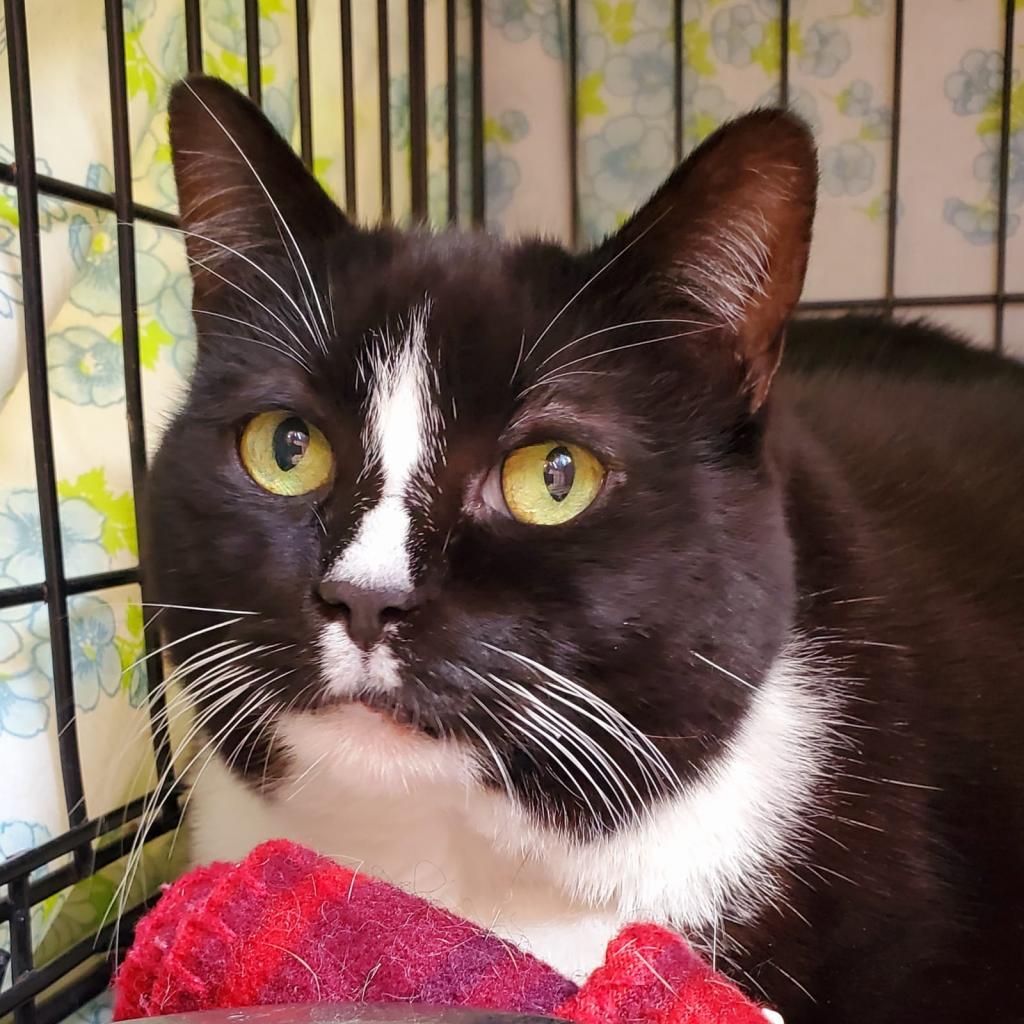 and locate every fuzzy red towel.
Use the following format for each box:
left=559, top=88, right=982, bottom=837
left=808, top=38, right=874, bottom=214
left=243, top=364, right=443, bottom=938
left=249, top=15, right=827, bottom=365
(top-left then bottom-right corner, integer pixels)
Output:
left=113, top=840, right=770, bottom=1024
